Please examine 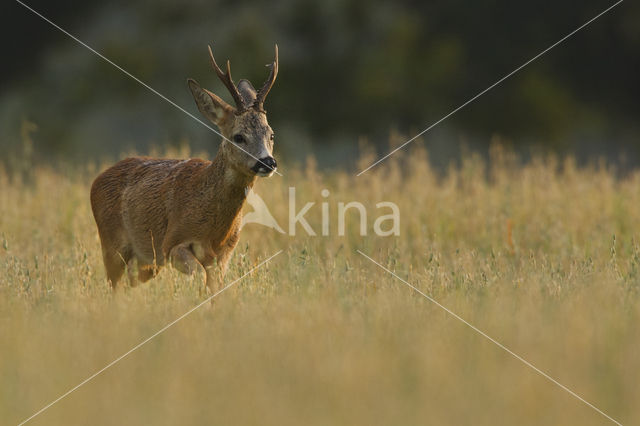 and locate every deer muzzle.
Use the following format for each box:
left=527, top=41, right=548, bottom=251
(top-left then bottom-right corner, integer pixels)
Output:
left=252, top=156, right=277, bottom=176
